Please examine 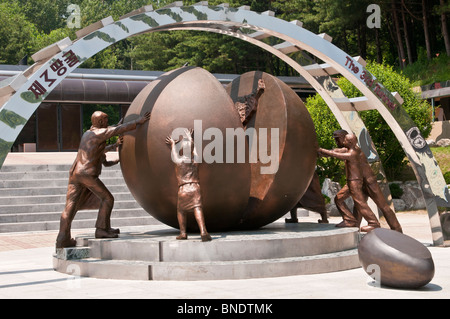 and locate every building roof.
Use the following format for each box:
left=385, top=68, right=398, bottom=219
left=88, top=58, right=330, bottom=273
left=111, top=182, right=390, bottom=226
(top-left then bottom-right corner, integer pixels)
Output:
left=0, top=64, right=313, bottom=104
left=416, top=80, right=450, bottom=100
